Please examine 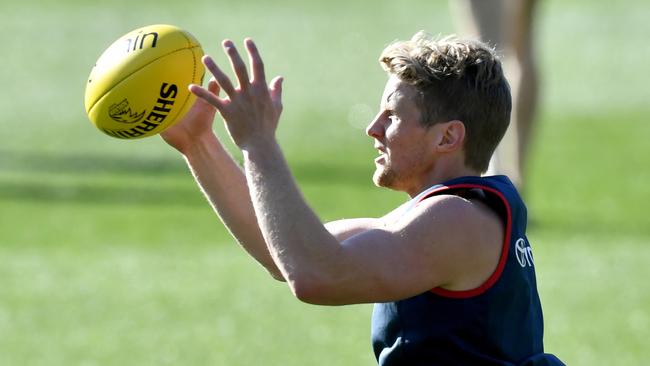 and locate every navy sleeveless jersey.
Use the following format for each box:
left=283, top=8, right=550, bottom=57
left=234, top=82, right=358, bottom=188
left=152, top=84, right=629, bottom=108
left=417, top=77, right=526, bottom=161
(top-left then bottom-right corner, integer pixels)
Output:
left=371, top=175, right=564, bottom=366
